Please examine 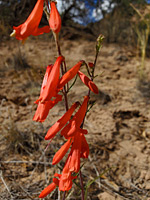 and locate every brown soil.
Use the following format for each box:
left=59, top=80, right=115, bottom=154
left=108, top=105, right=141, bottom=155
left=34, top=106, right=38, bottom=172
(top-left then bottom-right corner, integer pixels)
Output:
left=0, top=36, right=150, bottom=200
